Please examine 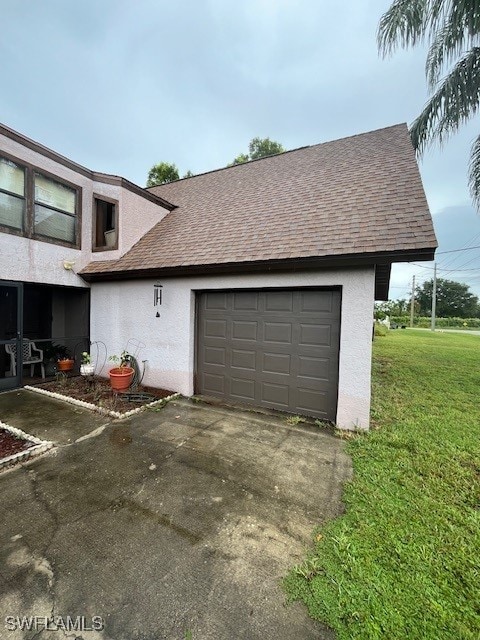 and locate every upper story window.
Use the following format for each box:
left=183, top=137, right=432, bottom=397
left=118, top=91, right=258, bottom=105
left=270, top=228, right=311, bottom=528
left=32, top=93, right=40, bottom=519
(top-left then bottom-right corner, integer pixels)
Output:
left=93, top=195, right=118, bottom=251
left=0, top=157, right=25, bottom=231
left=34, top=173, right=77, bottom=243
left=0, top=153, right=80, bottom=248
